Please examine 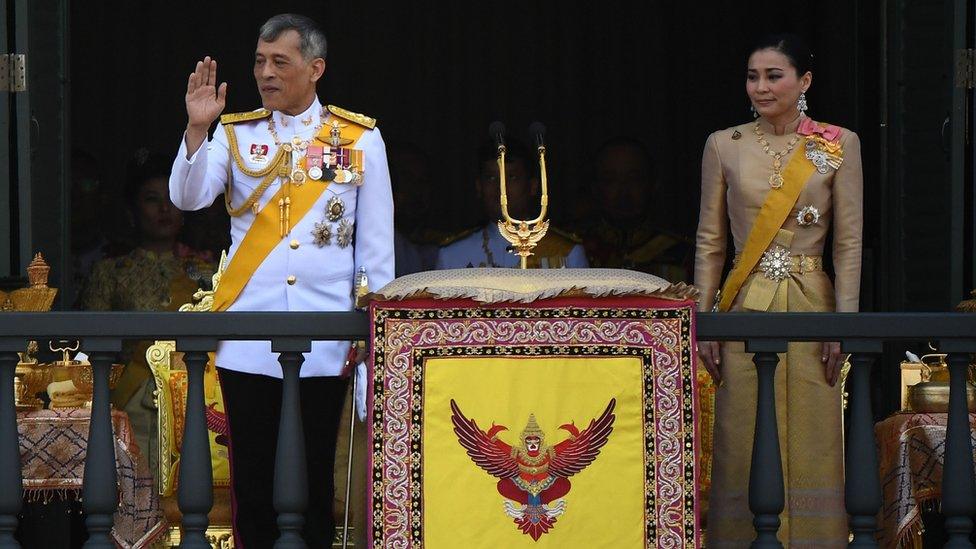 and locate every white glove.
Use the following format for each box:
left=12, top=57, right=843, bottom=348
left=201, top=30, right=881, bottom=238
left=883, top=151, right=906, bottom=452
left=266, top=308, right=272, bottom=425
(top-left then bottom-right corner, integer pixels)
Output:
left=355, top=362, right=368, bottom=422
